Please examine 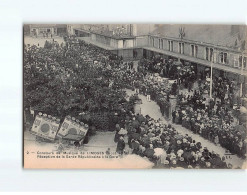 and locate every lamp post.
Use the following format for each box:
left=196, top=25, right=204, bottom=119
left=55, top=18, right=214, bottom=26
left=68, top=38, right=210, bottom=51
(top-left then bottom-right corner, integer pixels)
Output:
left=240, top=53, right=244, bottom=97
left=209, top=52, right=214, bottom=99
